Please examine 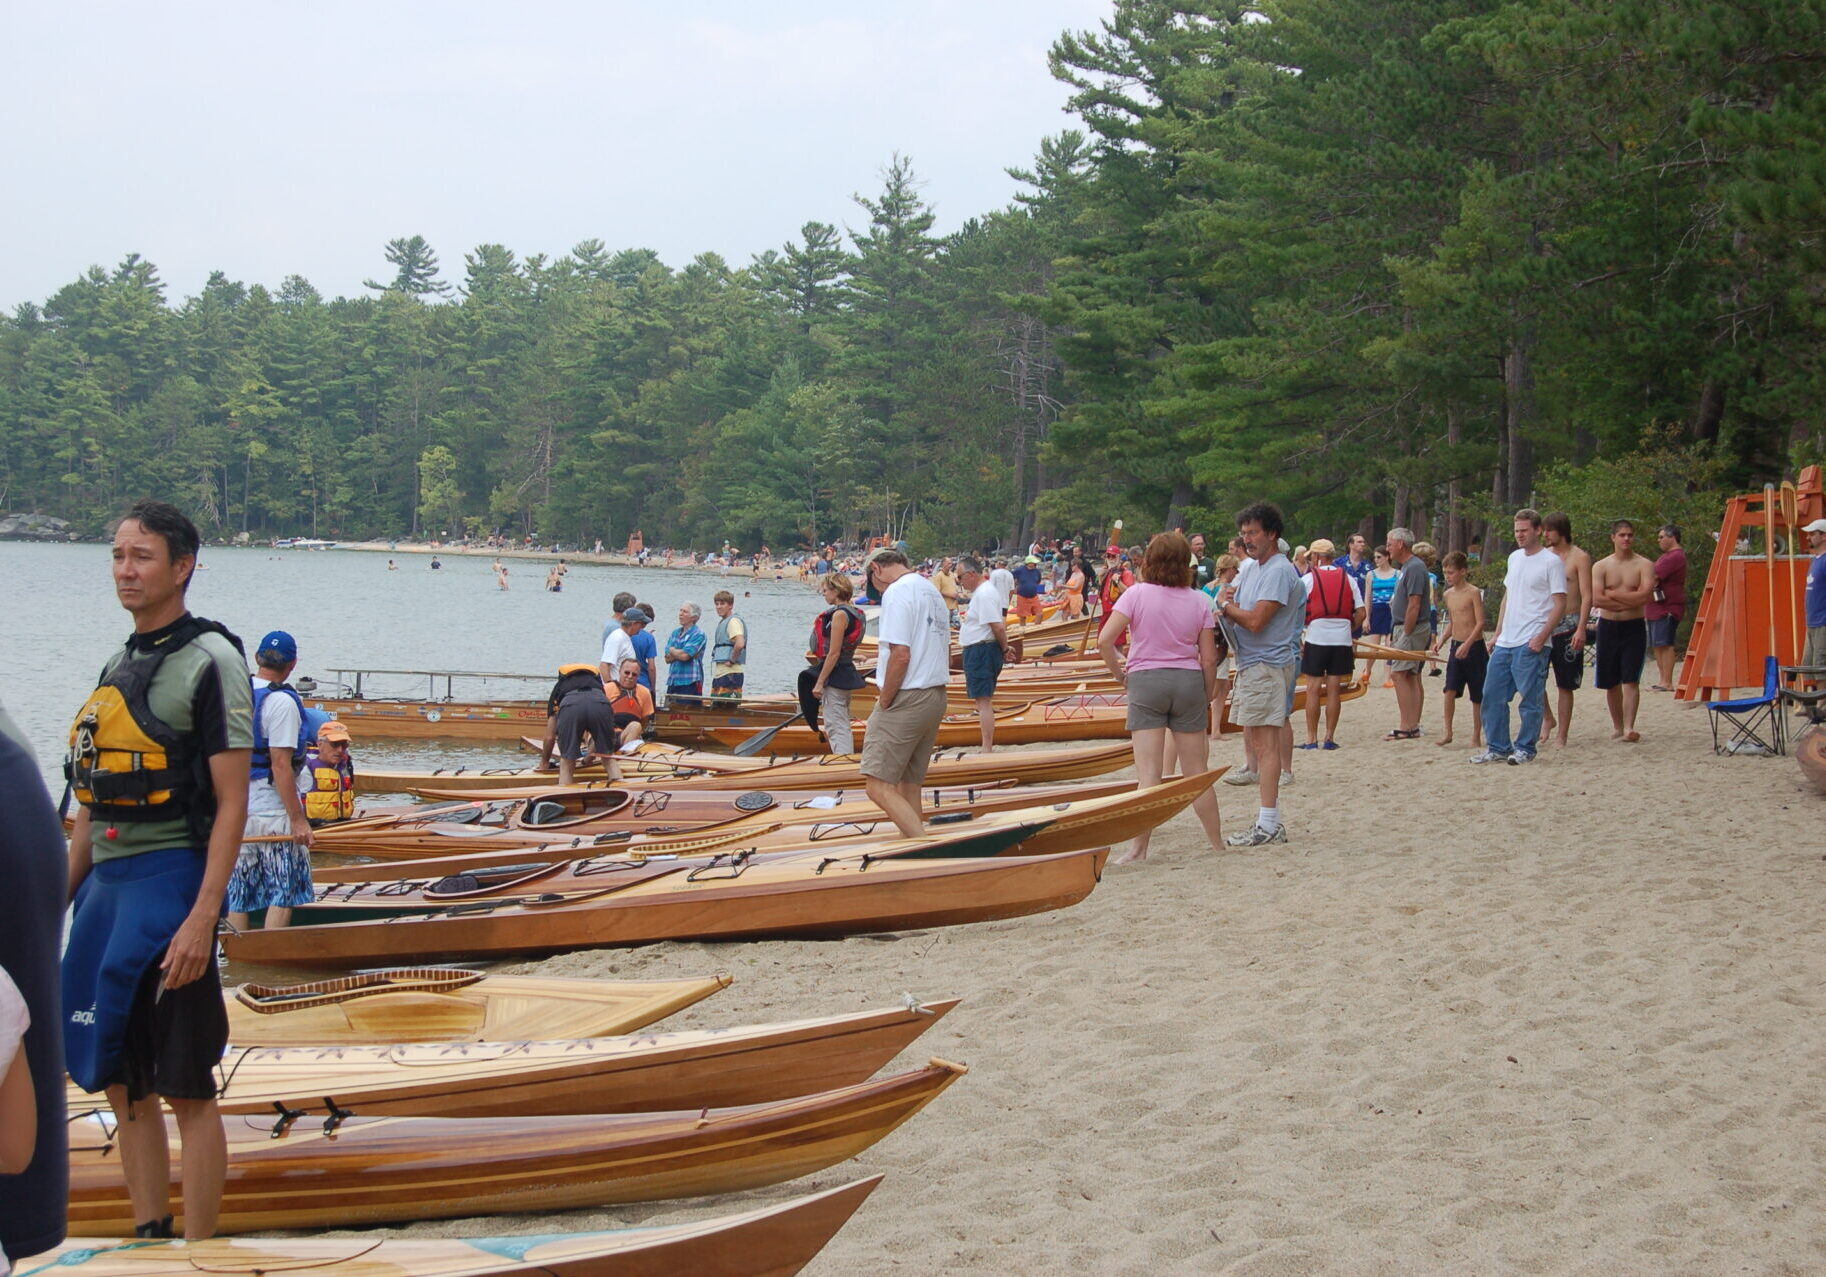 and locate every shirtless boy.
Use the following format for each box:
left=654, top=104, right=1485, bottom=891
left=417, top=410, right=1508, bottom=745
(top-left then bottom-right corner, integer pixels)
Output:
left=1539, top=512, right=1592, bottom=746
left=1590, top=519, right=1657, bottom=742
left=1431, top=551, right=1488, bottom=747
